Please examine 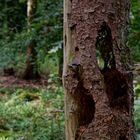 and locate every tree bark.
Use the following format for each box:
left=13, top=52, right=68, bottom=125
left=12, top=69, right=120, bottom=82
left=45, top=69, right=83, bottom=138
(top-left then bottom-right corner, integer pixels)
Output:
left=63, top=0, right=135, bottom=139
